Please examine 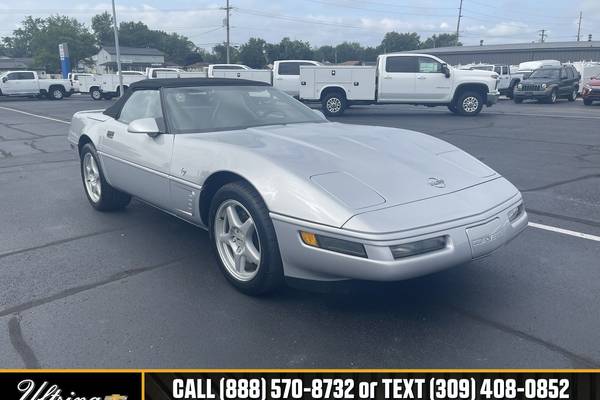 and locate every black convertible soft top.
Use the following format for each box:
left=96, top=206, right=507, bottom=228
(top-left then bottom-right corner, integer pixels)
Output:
left=103, top=78, right=270, bottom=118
